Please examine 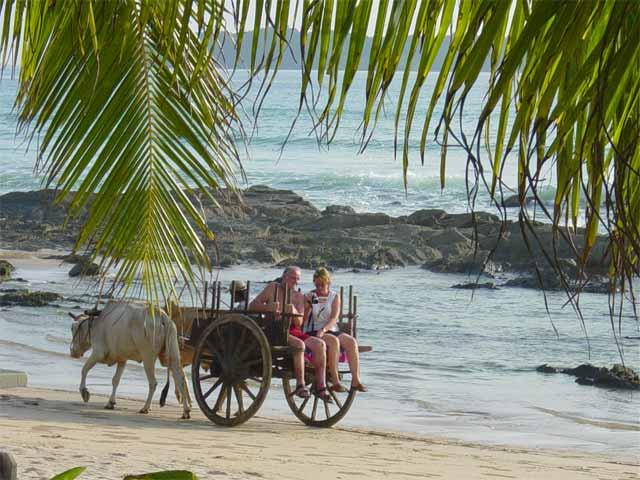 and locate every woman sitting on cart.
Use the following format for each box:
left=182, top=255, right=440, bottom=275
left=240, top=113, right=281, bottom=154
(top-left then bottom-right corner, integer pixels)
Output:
left=249, top=266, right=333, bottom=402
left=304, top=267, right=367, bottom=393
